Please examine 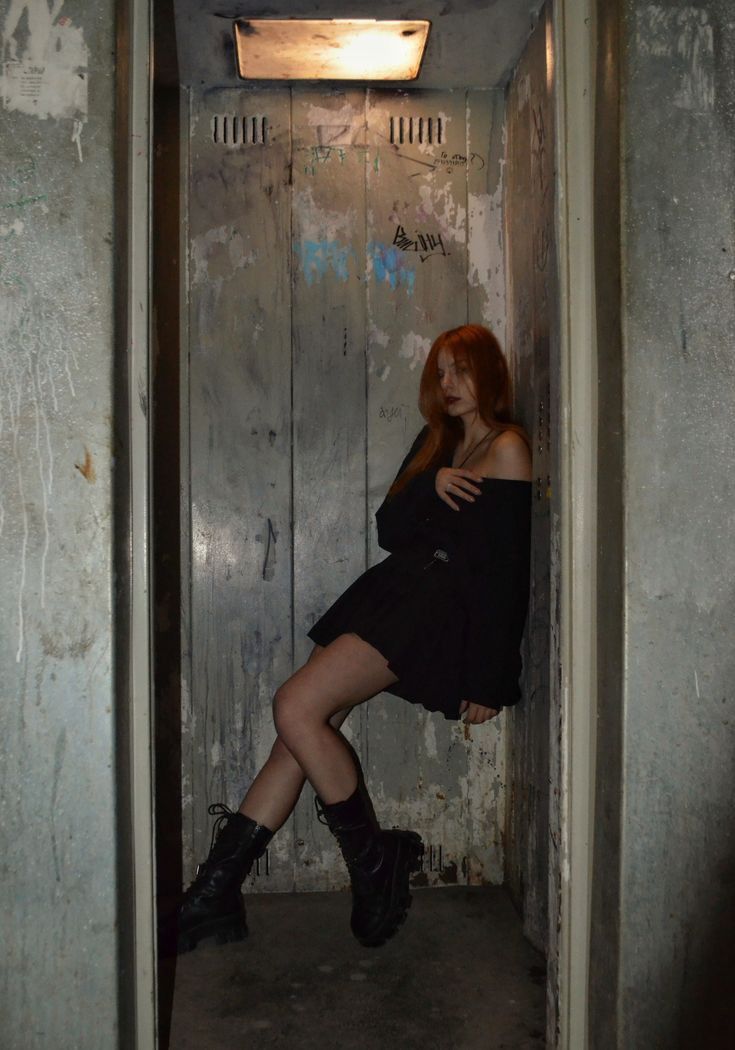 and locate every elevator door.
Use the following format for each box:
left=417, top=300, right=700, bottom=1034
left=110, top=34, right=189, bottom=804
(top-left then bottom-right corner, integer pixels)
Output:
left=184, top=86, right=507, bottom=891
